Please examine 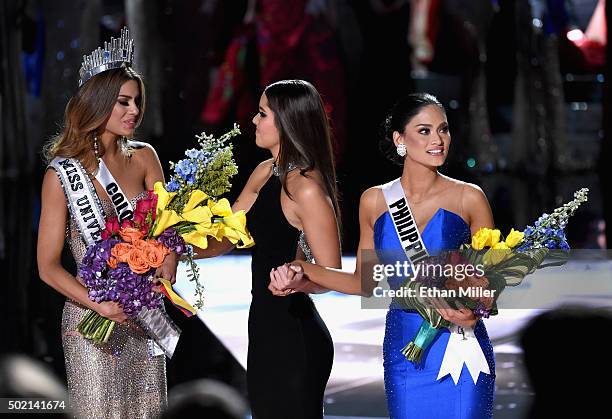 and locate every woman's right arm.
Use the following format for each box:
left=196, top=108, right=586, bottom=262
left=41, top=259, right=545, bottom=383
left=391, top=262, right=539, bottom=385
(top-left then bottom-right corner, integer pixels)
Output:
left=191, top=159, right=273, bottom=258
left=37, top=170, right=127, bottom=323
left=272, top=187, right=382, bottom=296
